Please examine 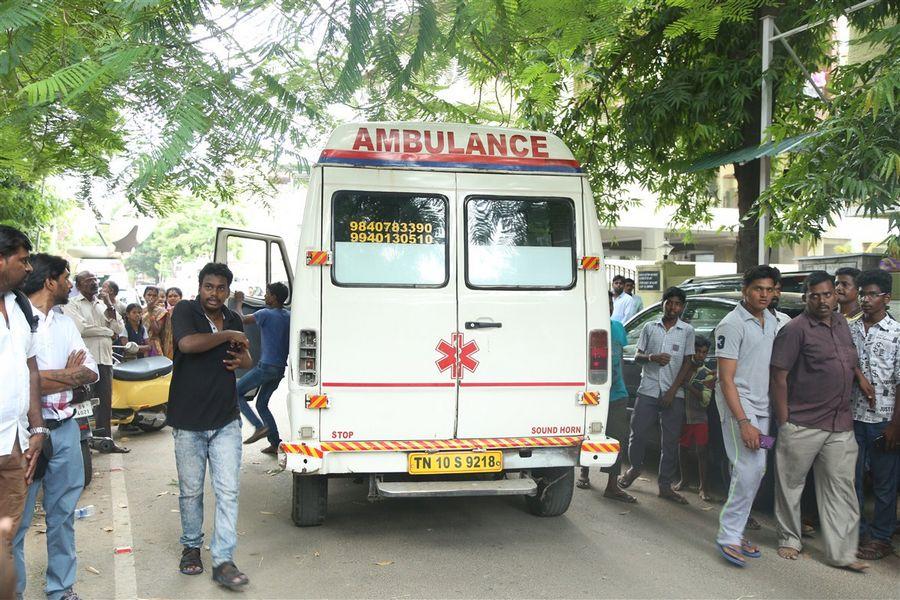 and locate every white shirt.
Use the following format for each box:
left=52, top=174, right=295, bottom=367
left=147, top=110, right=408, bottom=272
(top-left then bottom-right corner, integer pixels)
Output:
left=63, top=294, right=124, bottom=365
left=850, top=315, right=900, bottom=424
left=0, top=292, right=37, bottom=454
left=774, top=309, right=792, bottom=331
left=612, top=292, right=638, bottom=322
left=33, top=303, right=99, bottom=421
